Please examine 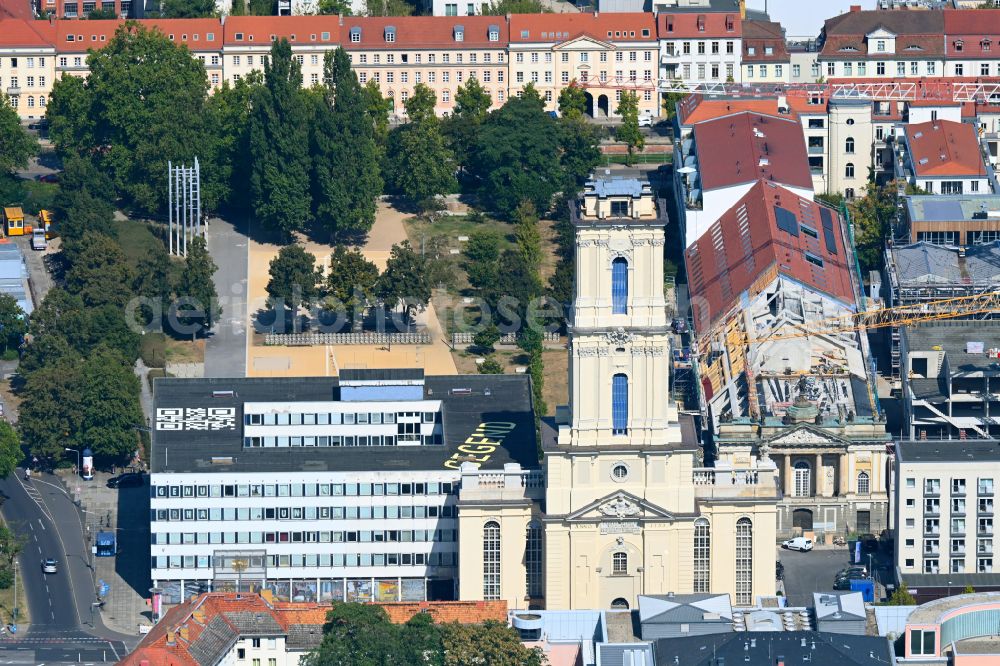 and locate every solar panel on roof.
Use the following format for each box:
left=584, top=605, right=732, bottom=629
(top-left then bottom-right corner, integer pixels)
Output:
left=774, top=206, right=799, bottom=237
left=819, top=207, right=838, bottom=255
